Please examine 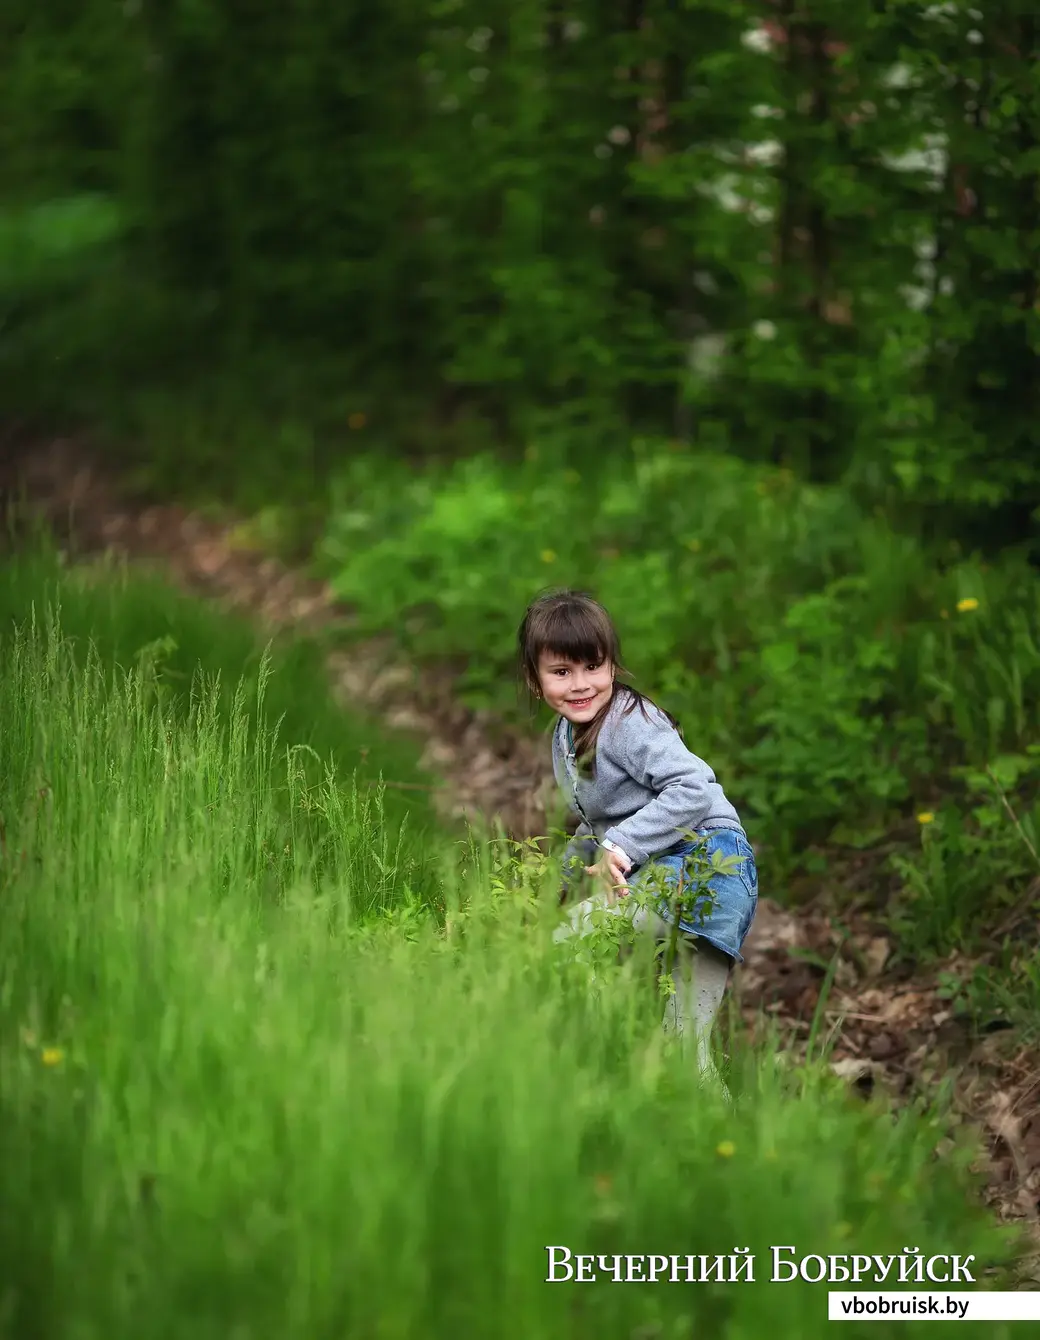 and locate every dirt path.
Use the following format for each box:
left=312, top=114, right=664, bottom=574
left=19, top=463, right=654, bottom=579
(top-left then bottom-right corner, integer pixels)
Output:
left=2, top=429, right=1038, bottom=1271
